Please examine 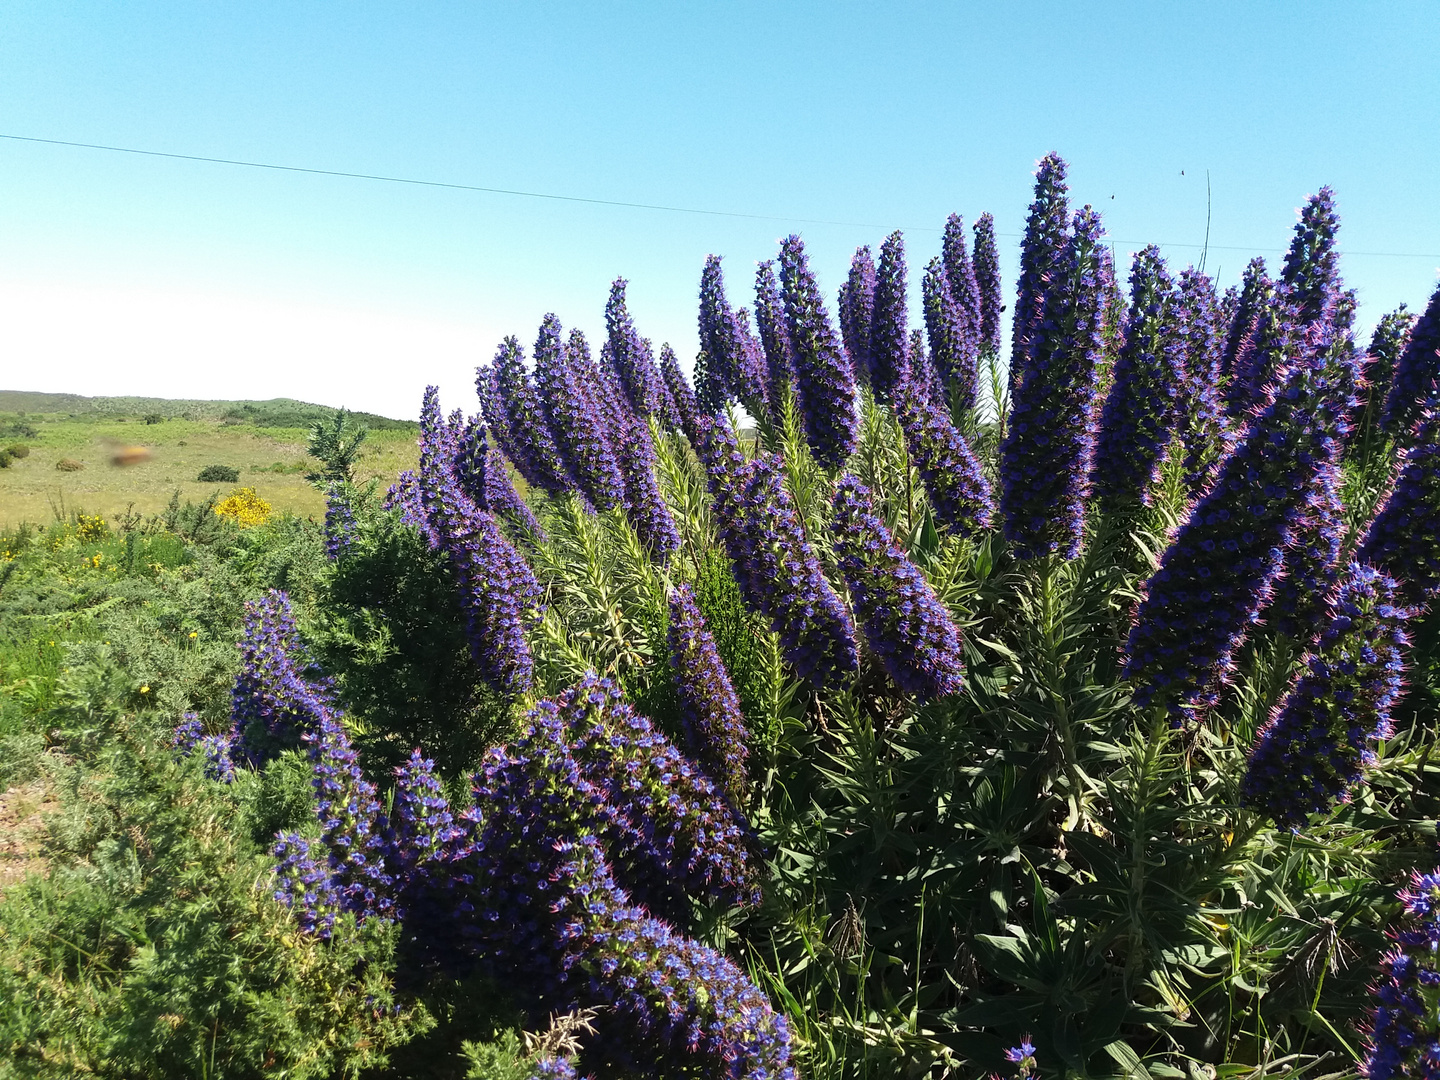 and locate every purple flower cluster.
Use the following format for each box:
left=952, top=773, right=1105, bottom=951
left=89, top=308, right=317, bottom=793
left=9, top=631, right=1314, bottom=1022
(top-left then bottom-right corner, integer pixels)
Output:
left=1221, top=258, right=1275, bottom=401
left=452, top=416, right=548, bottom=543
left=754, top=259, right=797, bottom=405
left=418, top=387, right=543, bottom=696
left=1363, top=868, right=1440, bottom=1080
left=869, top=231, right=910, bottom=404
left=171, top=712, right=236, bottom=783
left=487, top=336, right=581, bottom=501
left=1091, top=246, right=1187, bottom=512
left=1268, top=460, right=1346, bottom=643
left=1009, top=152, right=1071, bottom=393
left=1381, top=280, right=1440, bottom=442
left=1357, top=415, right=1440, bottom=608
left=271, top=834, right=340, bottom=937
left=697, top=255, right=766, bottom=414
left=838, top=245, right=877, bottom=386
left=942, top=214, right=983, bottom=355
left=1123, top=316, right=1360, bottom=716
left=389, top=749, right=467, bottom=878
left=908, top=329, right=947, bottom=409
left=324, top=483, right=357, bottom=560
left=998, top=206, right=1108, bottom=559
left=532, top=313, right=625, bottom=512
left=667, top=584, right=751, bottom=807
left=658, top=341, right=700, bottom=441
left=384, top=470, right=426, bottom=529
left=526, top=1058, right=590, bottom=1080
left=694, top=417, right=859, bottom=688
left=894, top=370, right=993, bottom=537
left=830, top=474, right=966, bottom=702
left=972, top=212, right=1004, bottom=360
left=1174, top=268, right=1235, bottom=489
left=1241, top=562, right=1414, bottom=828
left=1354, top=305, right=1416, bottom=447
left=778, top=235, right=860, bottom=470
left=1278, top=186, right=1342, bottom=330
left=923, top=254, right=976, bottom=414
left=229, top=590, right=334, bottom=767
left=307, top=712, right=394, bottom=917
left=613, top=405, right=682, bottom=562
left=604, top=278, right=671, bottom=421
